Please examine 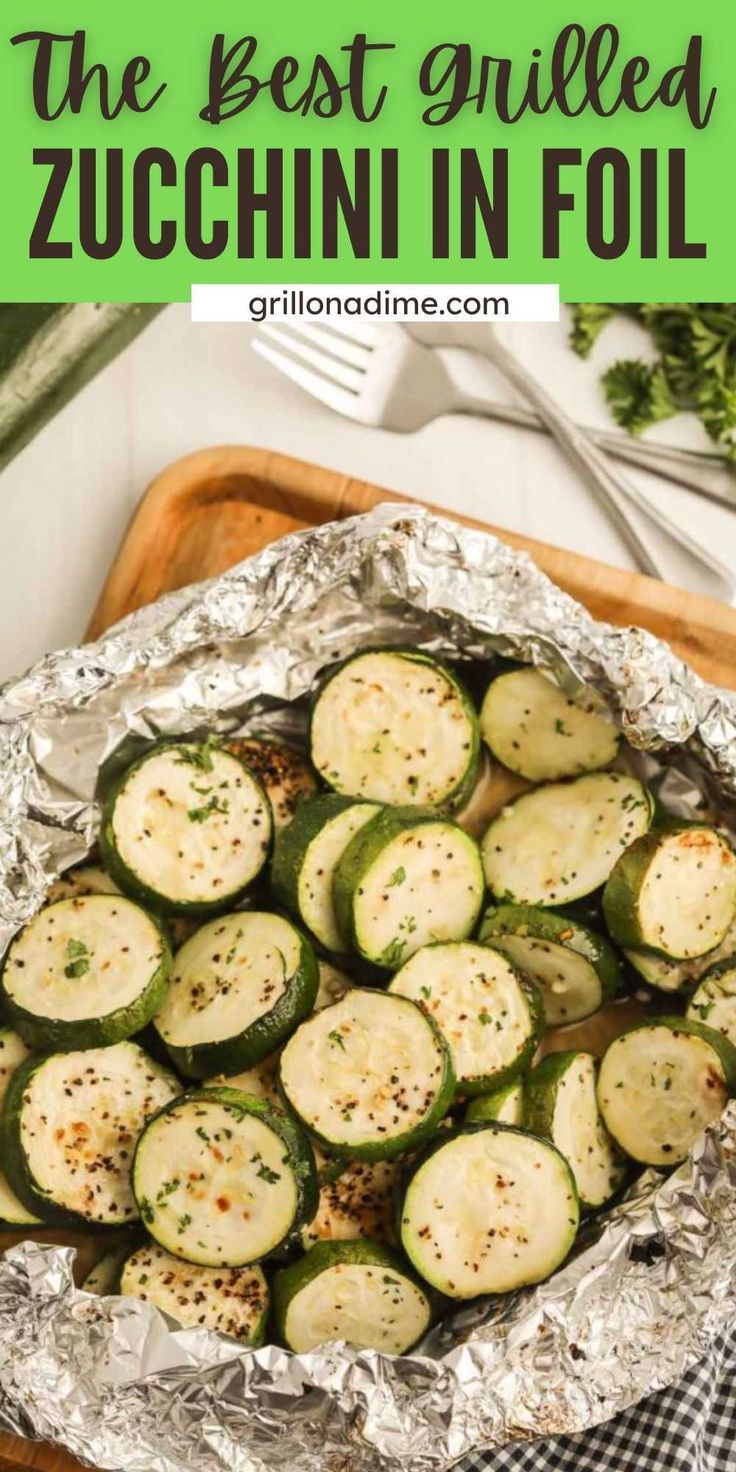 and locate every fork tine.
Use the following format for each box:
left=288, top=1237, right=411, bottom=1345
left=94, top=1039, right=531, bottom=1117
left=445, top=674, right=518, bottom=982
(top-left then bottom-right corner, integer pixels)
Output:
left=280, top=320, right=370, bottom=369
left=256, top=324, right=365, bottom=391
left=252, top=338, right=358, bottom=414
